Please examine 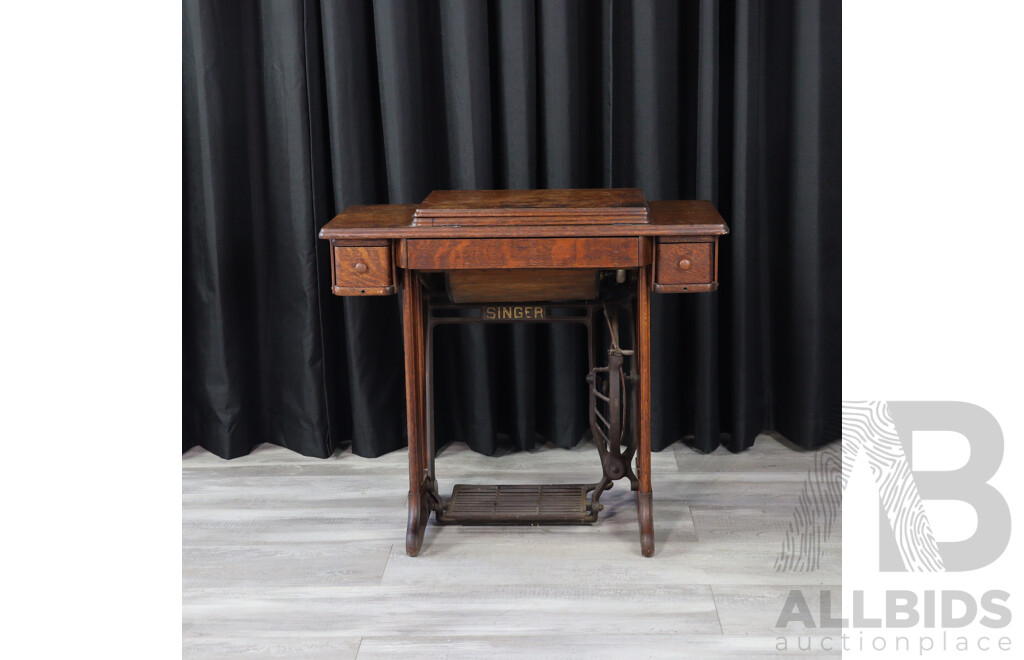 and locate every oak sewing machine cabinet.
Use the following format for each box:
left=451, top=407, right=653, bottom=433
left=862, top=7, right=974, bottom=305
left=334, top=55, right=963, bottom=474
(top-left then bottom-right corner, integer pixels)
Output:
left=319, top=189, right=728, bottom=556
